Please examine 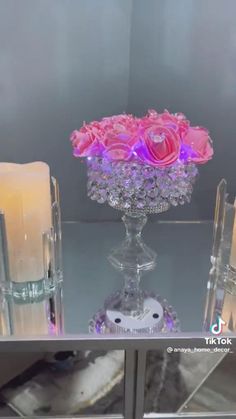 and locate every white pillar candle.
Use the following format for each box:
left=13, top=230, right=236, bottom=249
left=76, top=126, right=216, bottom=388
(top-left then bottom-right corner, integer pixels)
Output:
left=12, top=302, right=51, bottom=335
left=0, top=162, right=52, bottom=283
left=230, top=199, right=236, bottom=268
